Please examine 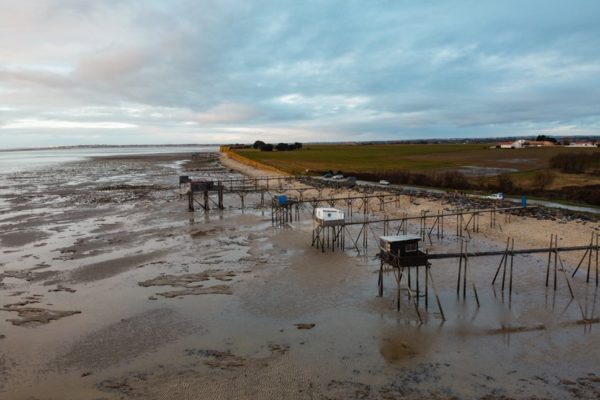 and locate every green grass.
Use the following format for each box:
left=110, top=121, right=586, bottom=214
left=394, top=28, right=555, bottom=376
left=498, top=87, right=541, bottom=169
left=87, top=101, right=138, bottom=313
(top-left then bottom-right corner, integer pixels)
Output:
left=236, top=144, right=598, bottom=176
left=236, top=144, right=484, bottom=173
